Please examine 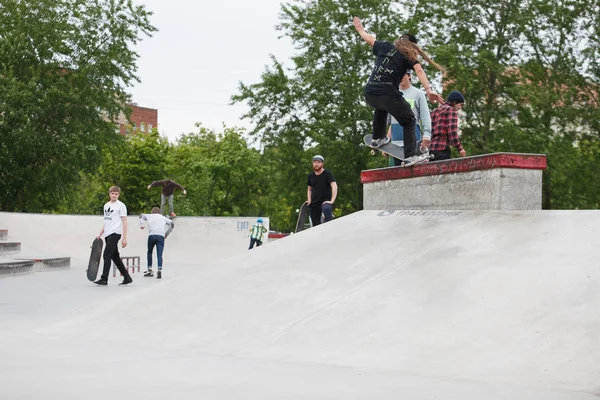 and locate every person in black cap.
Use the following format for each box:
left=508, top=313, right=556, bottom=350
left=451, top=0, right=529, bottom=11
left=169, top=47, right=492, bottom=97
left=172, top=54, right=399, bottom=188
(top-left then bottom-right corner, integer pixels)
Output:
left=353, top=17, right=445, bottom=163
left=429, top=91, right=467, bottom=161
left=307, top=155, right=337, bottom=227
